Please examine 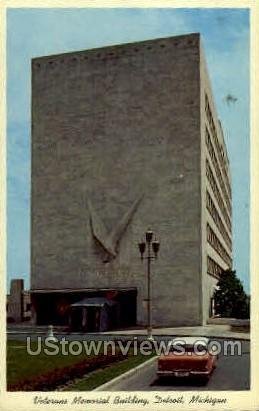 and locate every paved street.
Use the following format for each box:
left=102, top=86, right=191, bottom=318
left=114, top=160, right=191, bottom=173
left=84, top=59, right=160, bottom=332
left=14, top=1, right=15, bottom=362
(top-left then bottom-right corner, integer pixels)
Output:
left=108, top=340, right=250, bottom=391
